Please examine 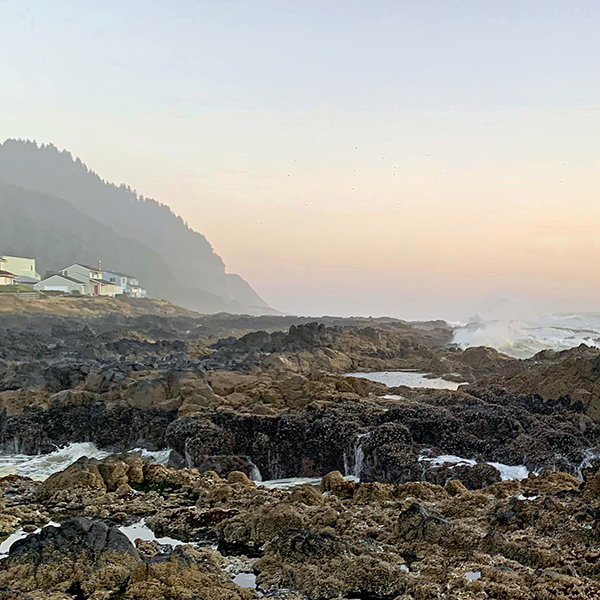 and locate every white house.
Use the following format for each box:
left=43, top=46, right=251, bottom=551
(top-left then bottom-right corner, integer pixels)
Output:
left=0, top=270, right=16, bottom=286
left=34, top=274, right=89, bottom=295
left=101, top=270, right=146, bottom=298
left=0, top=256, right=40, bottom=280
left=60, top=264, right=120, bottom=297
left=61, top=264, right=102, bottom=284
